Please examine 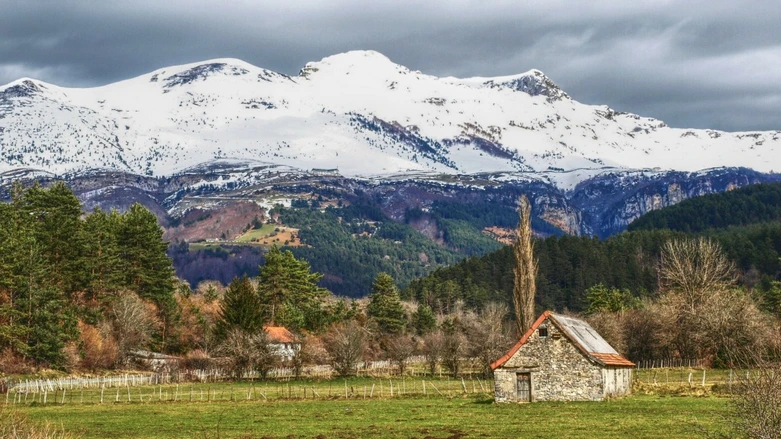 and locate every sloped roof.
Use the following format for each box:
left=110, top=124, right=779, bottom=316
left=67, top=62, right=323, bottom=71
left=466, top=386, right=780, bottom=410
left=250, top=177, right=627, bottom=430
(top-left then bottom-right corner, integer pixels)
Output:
left=491, top=311, right=634, bottom=370
left=264, top=326, right=297, bottom=344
